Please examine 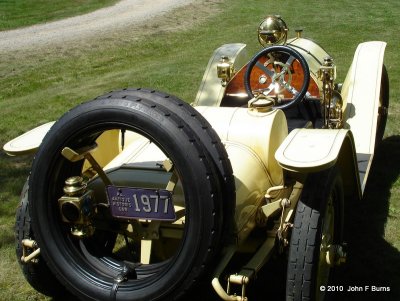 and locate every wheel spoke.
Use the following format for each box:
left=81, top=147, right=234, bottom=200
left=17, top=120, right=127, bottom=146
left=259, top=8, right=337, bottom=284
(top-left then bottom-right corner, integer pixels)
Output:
left=140, top=240, right=152, bottom=264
